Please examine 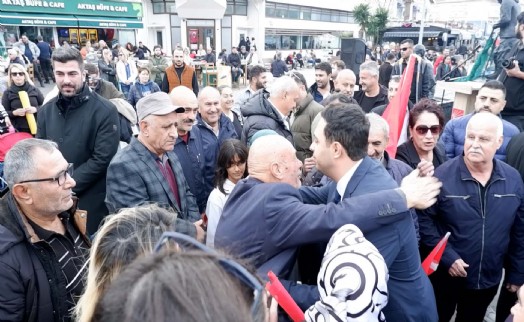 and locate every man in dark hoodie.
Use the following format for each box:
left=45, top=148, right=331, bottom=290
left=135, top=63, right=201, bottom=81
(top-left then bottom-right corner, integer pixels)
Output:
left=241, top=76, right=299, bottom=145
